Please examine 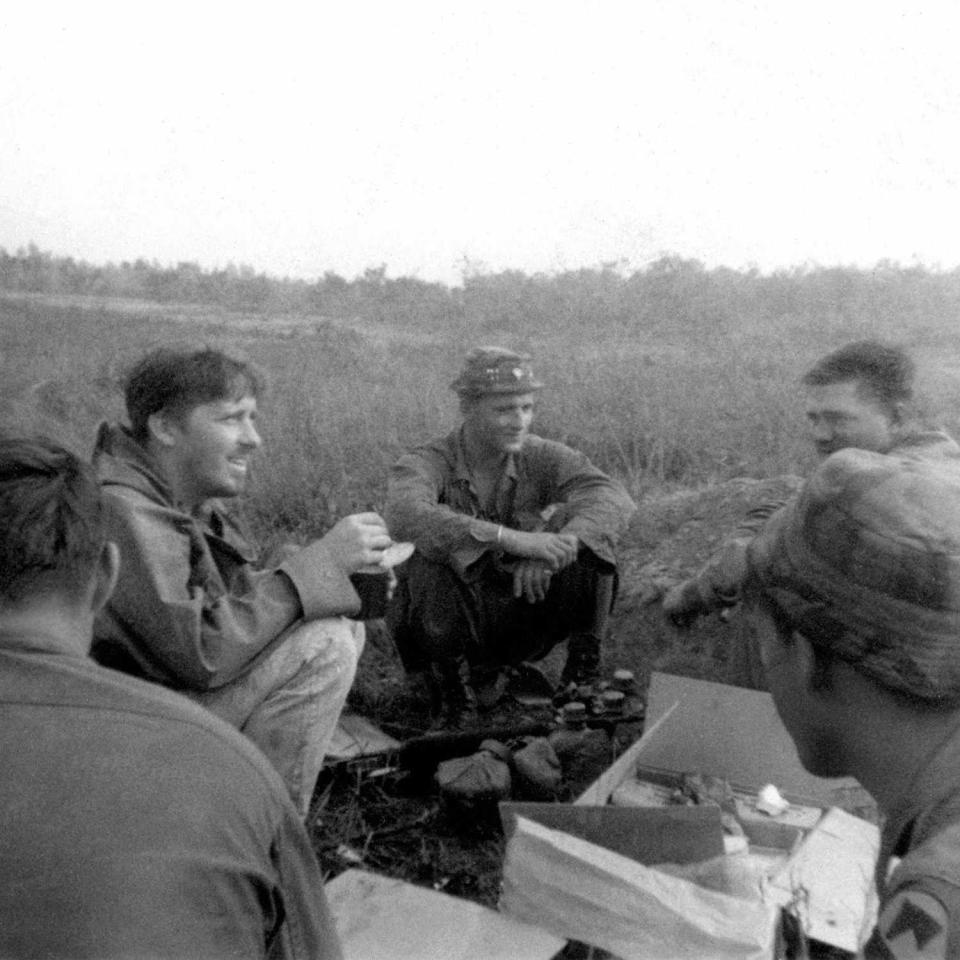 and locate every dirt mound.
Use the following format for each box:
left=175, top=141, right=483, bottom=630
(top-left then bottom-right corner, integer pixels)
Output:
left=606, top=474, right=803, bottom=686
